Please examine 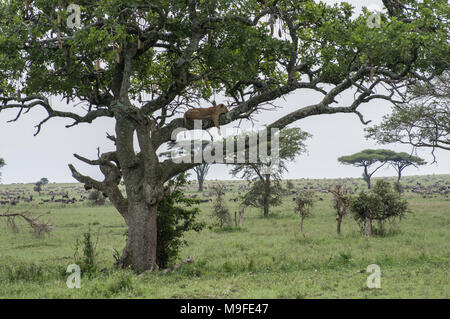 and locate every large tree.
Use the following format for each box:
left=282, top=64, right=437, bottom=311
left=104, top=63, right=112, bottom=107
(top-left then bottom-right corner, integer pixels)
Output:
left=230, top=127, right=310, bottom=217
left=0, top=0, right=447, bottom=271
left=338, top=149, right=397, bottom=189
